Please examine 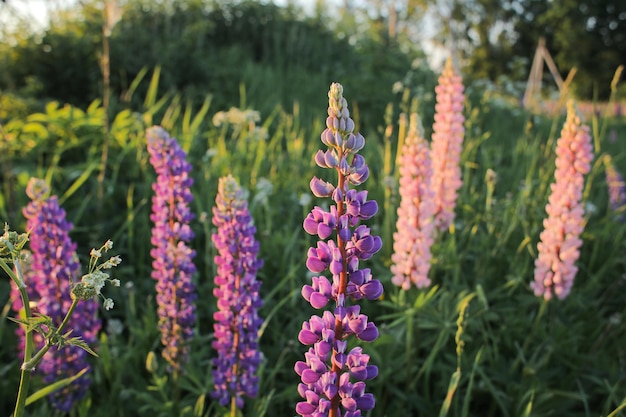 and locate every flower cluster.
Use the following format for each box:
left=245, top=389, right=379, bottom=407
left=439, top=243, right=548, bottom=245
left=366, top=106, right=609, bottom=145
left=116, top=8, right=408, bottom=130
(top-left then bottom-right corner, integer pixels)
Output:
left=146, top=126, right=197, bottom=371
left=72, top=239, right=122, bottom=308
left=211, top=175, right=263, bottom=409
left=605, top=158, right=626, bottom=222
left=391, top=113, right=436, bottom=289
left=430, top=57, right=465, bottom=232
left=11, top=178, right=100, bottom=412
left=531, top=101, right=594, bottom=300
left=297, top=83, right=383, bottom=417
